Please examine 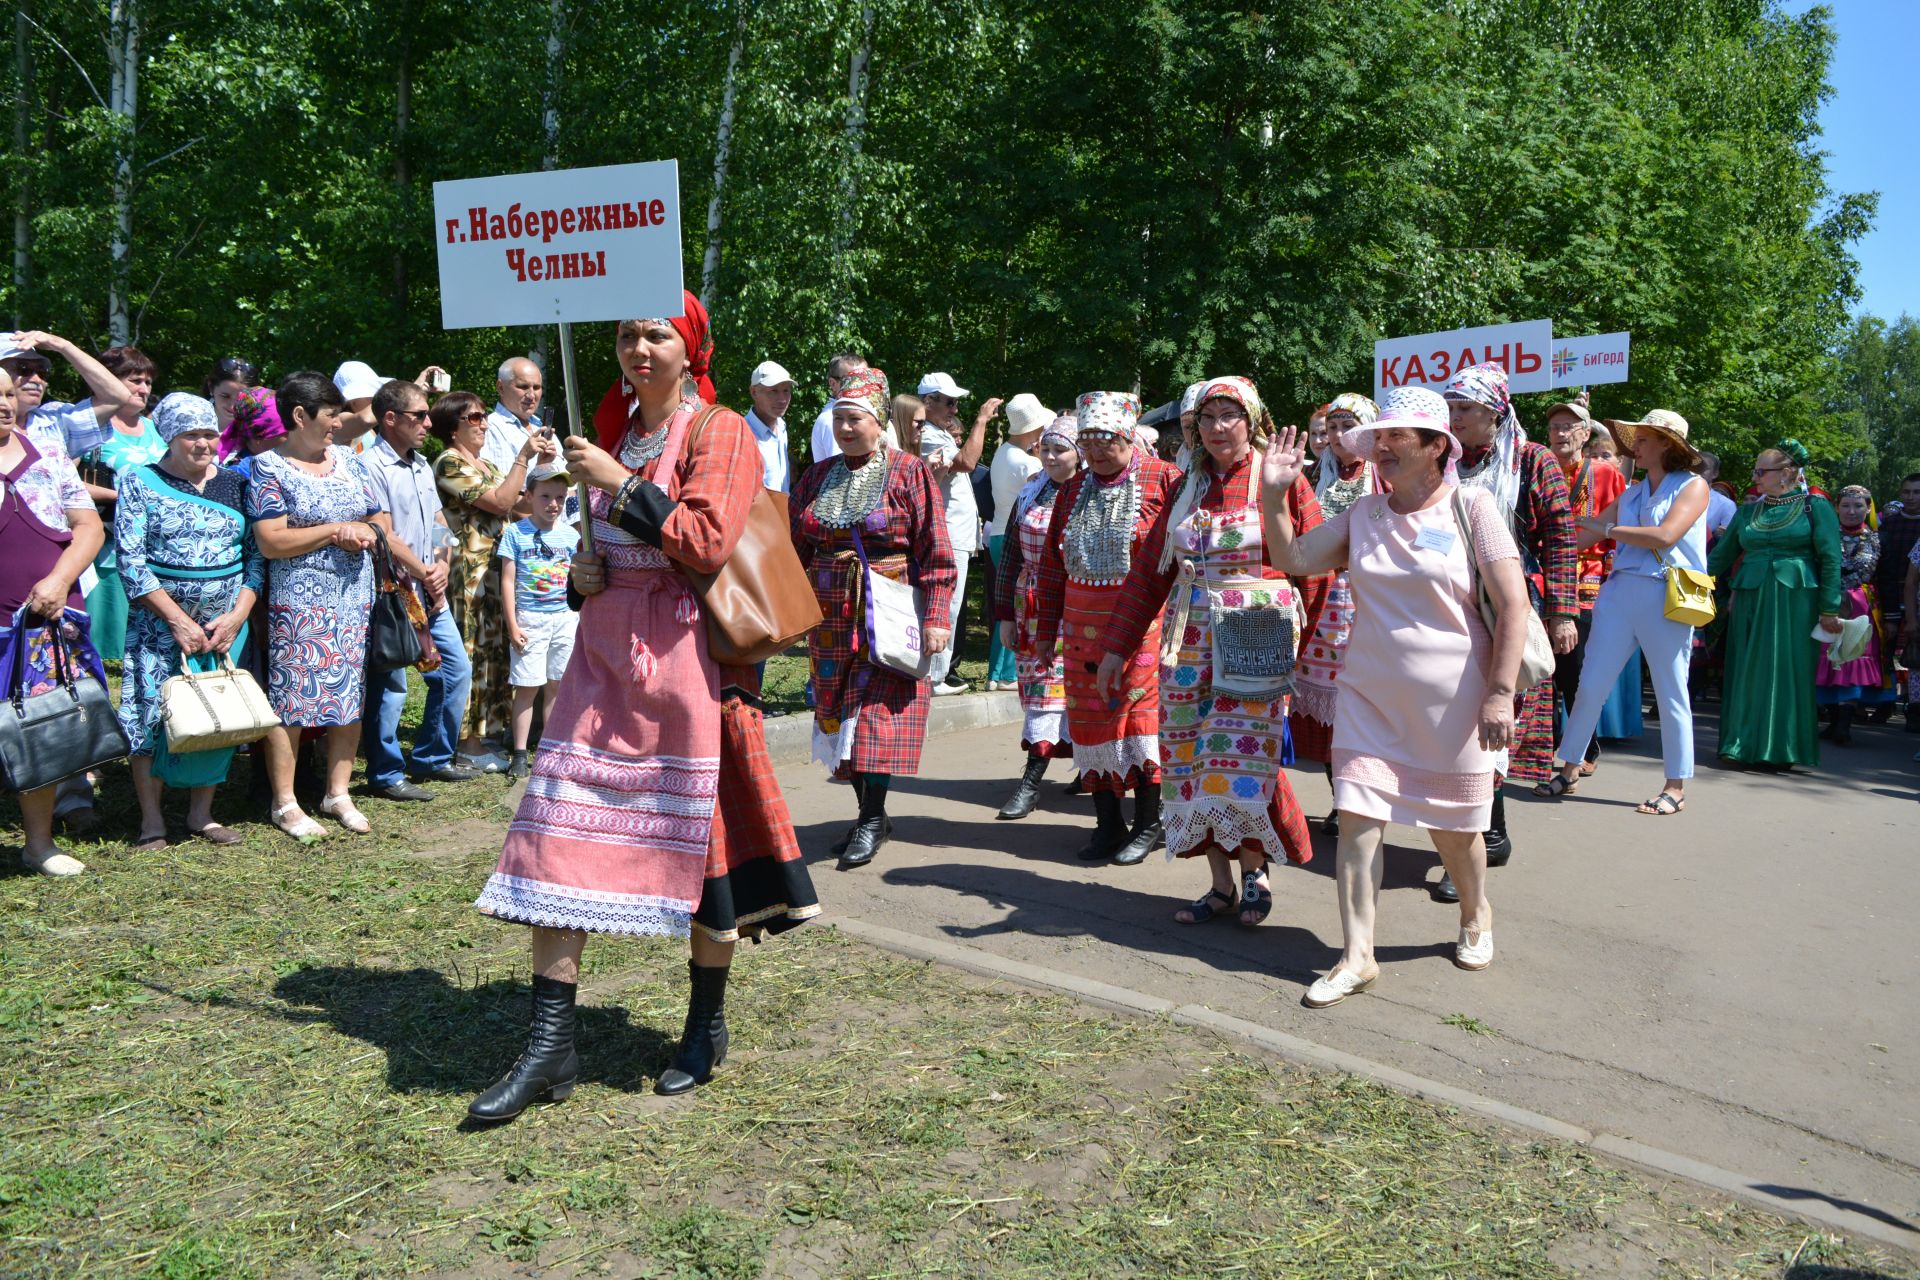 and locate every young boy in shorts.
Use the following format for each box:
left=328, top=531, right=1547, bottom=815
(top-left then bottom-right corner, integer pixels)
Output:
left=496, top=465, right=581, bottom=781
